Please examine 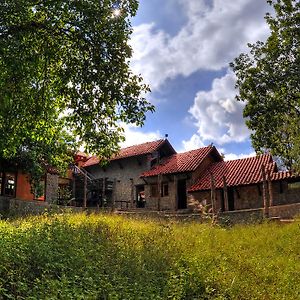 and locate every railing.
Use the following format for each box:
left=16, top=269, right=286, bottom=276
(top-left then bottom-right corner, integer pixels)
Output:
left=71, top=164, right=97, bottom=182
